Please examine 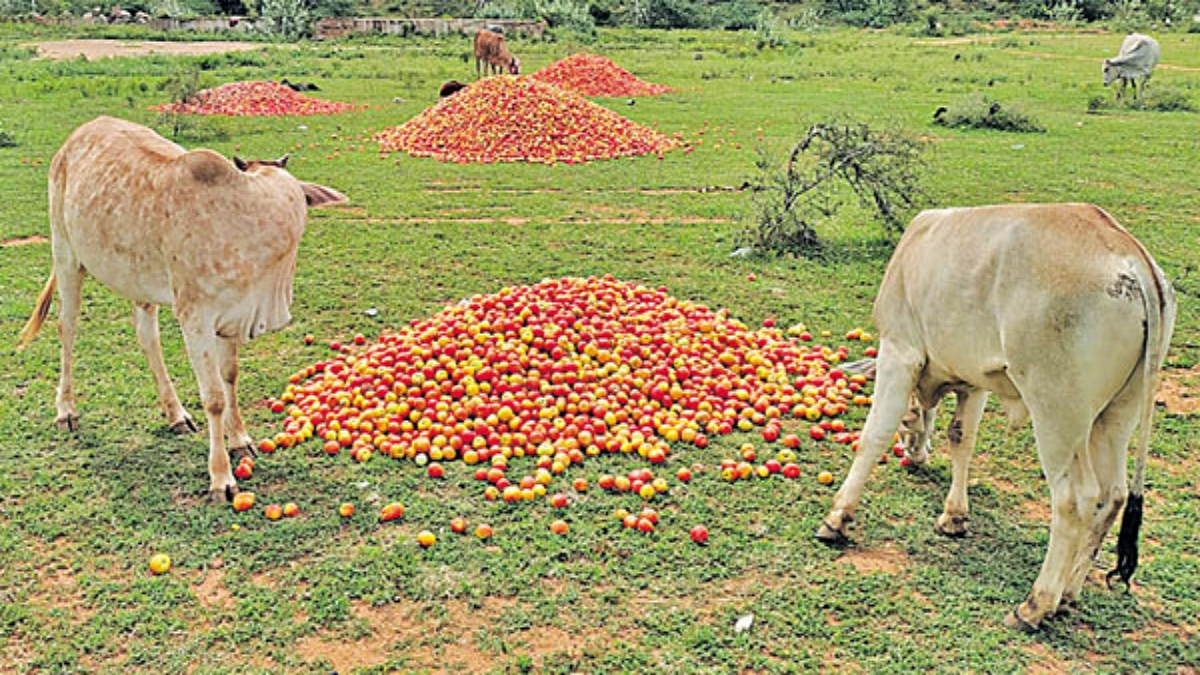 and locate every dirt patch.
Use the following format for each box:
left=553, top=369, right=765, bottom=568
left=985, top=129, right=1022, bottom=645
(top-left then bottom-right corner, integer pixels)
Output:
left=838, top=543, right=909, bottom=575
left=352, top=215, right=733, bottom=226
left=29, top=39, right=264, bottom=61
left=2, top=635, right=33, bottom=675
left=422, top=184, right=745, bottom=195
left=1, top=235, right=48, bottom=247
left=193, top=564, right=235, bottom=611
left=296, top=596, right=517, bottom=674
left=1126, top=617, right=1199, bottom=643
left=1023, top=642, right=1072, bottom=675
left=27, top=540, right=95, bottom=626
left=1158, top=366, right=1200, bottom=415
left=1021, top=496, right=1051, bottom=522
